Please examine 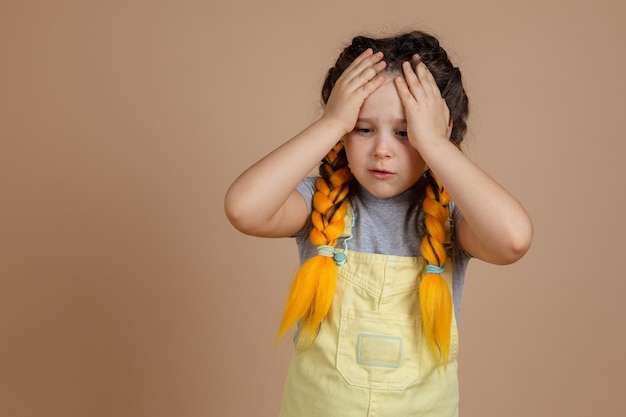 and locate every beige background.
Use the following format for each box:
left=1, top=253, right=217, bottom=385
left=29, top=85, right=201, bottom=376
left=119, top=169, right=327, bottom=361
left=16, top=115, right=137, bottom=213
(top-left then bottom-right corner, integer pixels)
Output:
left=1, top=1, right=625, bottom=416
